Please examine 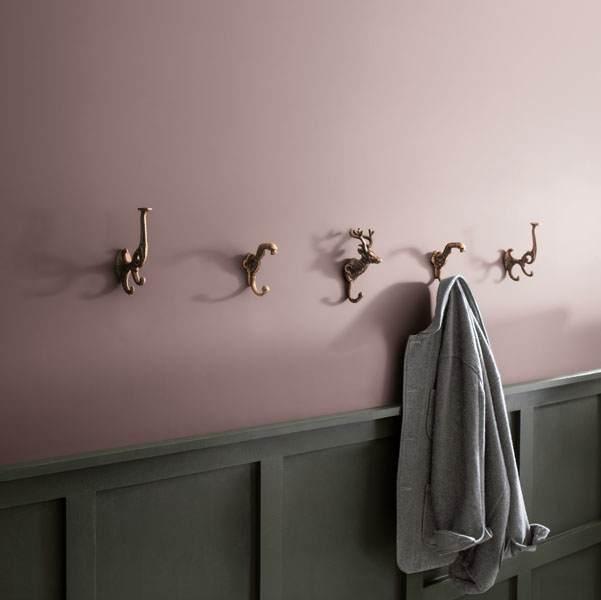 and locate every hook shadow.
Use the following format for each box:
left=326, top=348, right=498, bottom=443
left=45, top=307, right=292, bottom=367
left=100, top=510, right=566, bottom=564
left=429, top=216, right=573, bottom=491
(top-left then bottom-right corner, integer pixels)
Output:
left=31, top=249, right=119, bottom=299
left=470, top=250, right=506, bottom=284
left=174, top=249, right=247, bottom=302
left=13, top=209, right=117, bottom=299
left=389, top=247, right=435, bottom=285
left=332, top=281, right=432, bottom=405
left=308, top=230, right=348, bottom=305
